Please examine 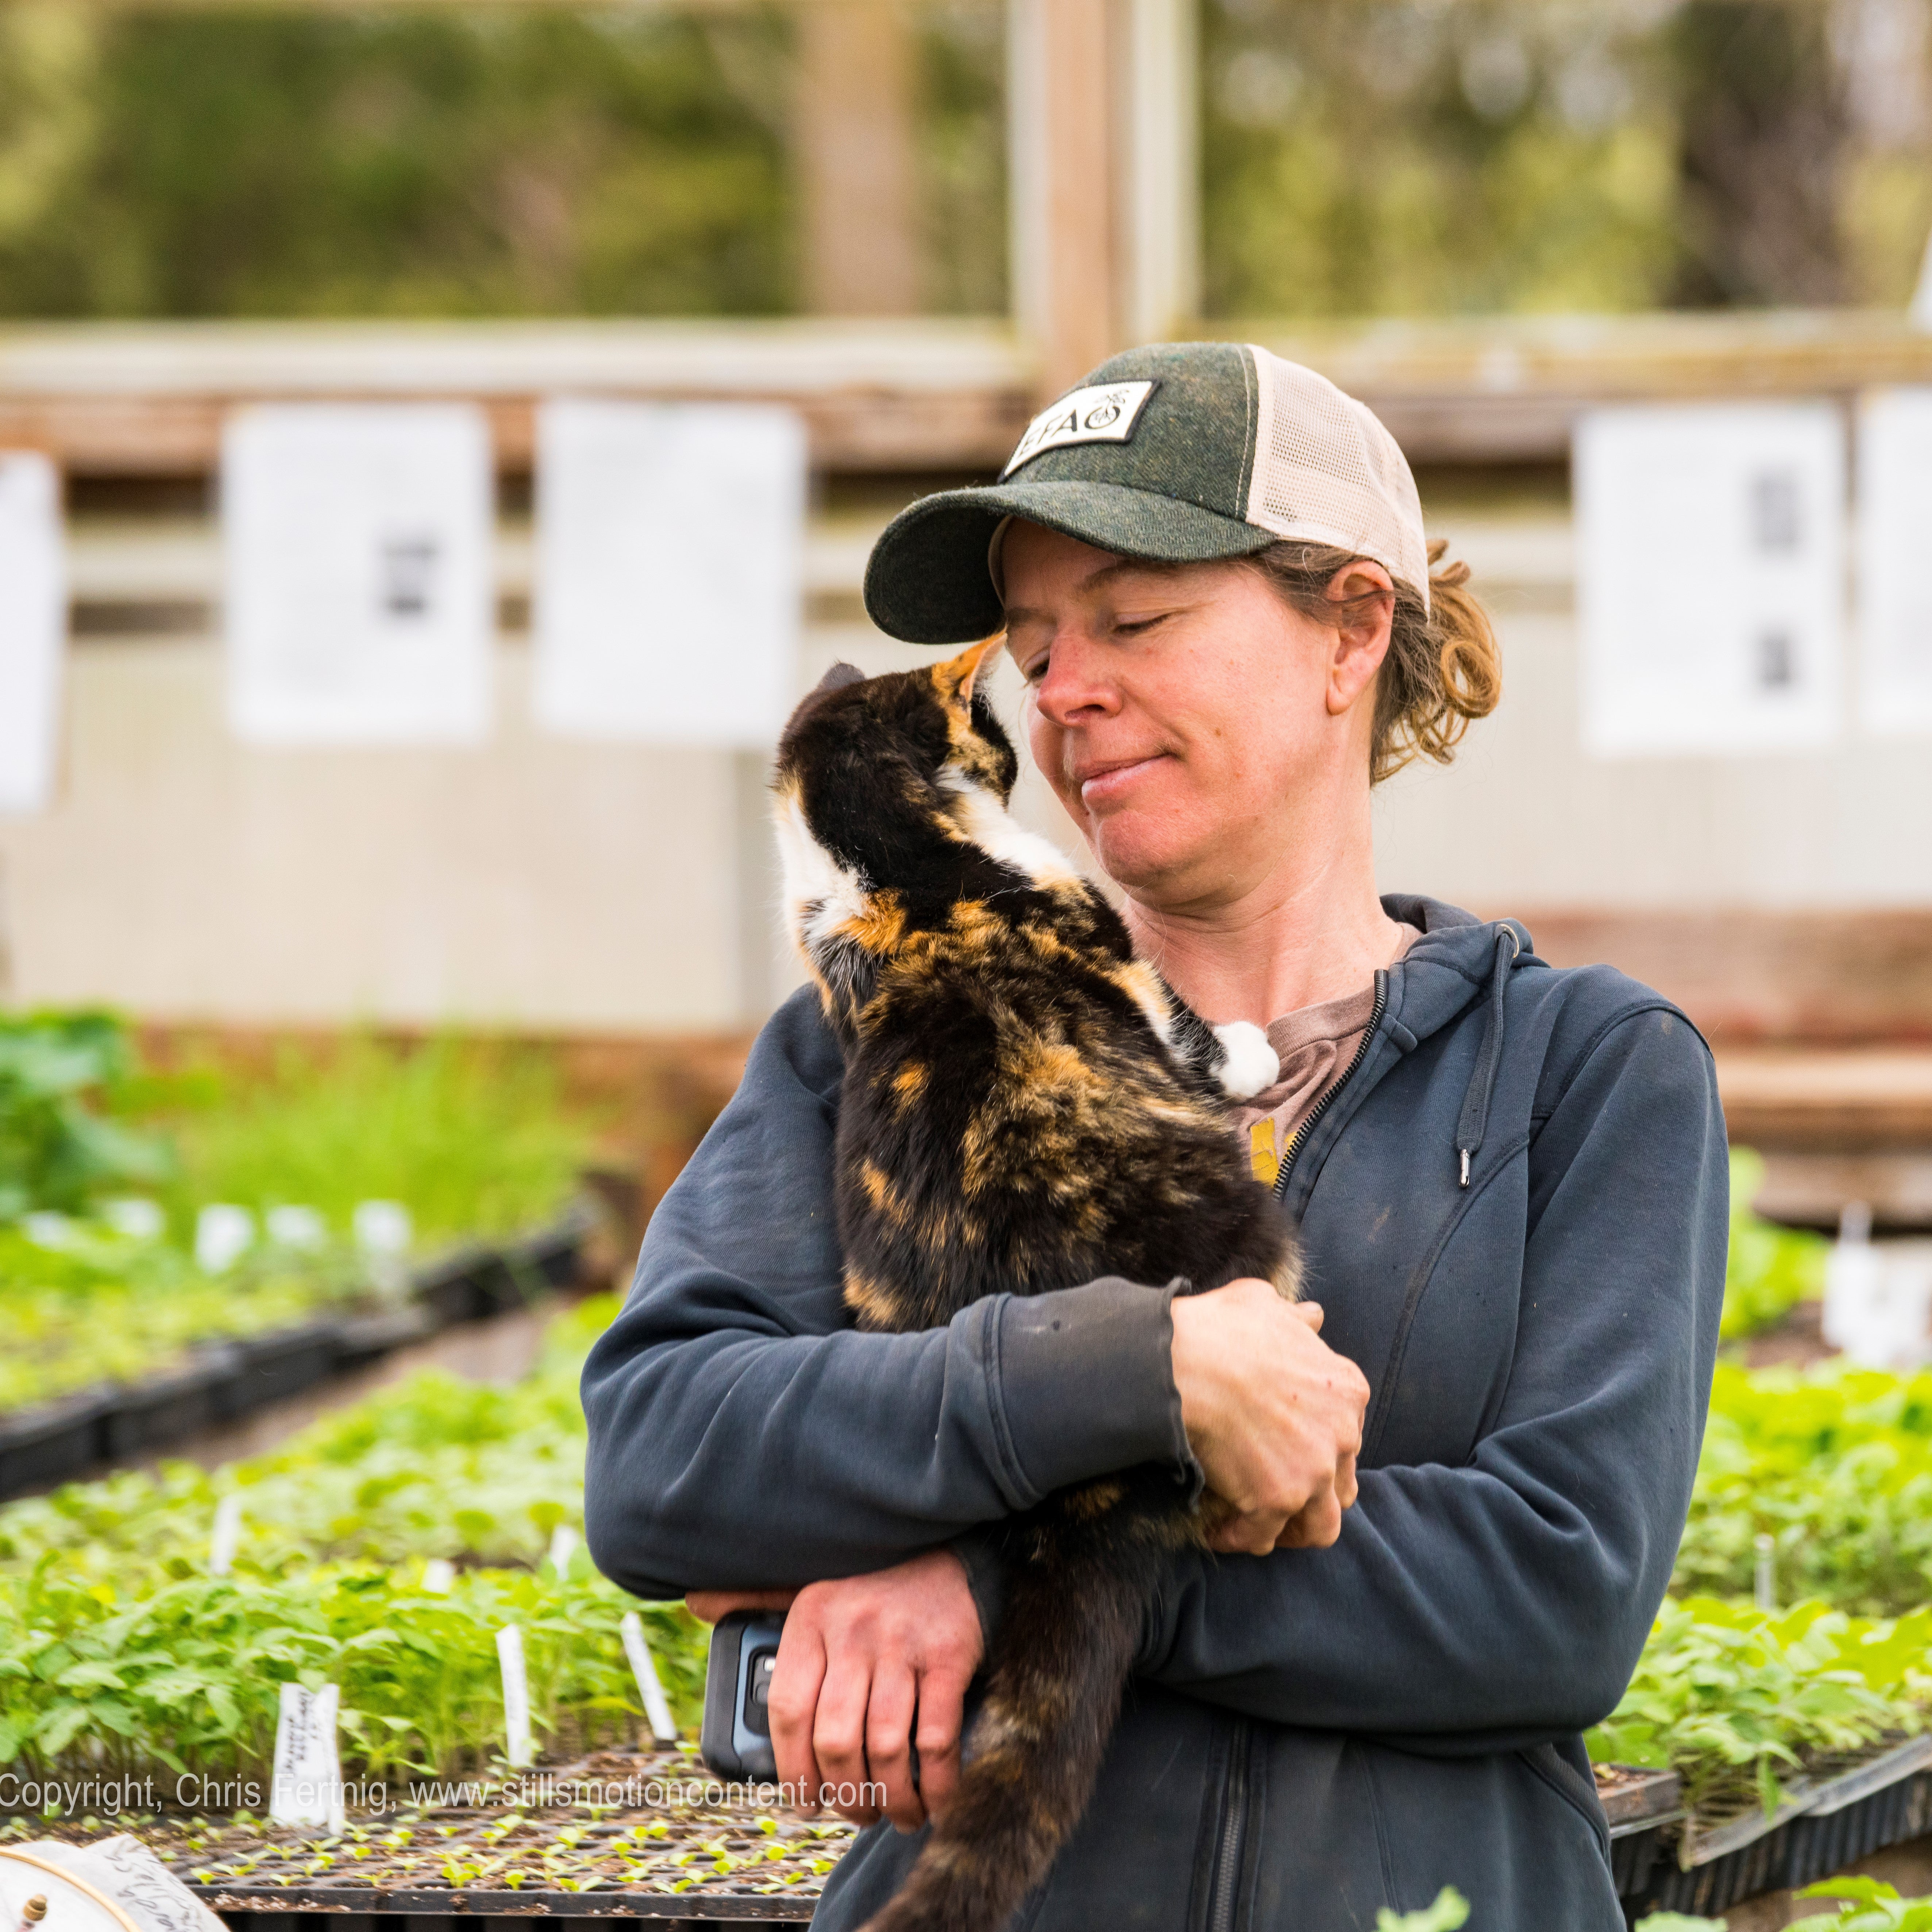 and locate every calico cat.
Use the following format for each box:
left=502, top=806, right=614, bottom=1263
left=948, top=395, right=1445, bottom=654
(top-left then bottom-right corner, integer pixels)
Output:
left=773, top=639, right=1302, bottom=1932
